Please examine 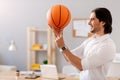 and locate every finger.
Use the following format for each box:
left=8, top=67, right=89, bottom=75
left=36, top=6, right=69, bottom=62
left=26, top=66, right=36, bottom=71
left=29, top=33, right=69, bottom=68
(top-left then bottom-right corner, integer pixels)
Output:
left=59, top=30, right=63, bottom=37
left=52, top=29, right=58, bottom=37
